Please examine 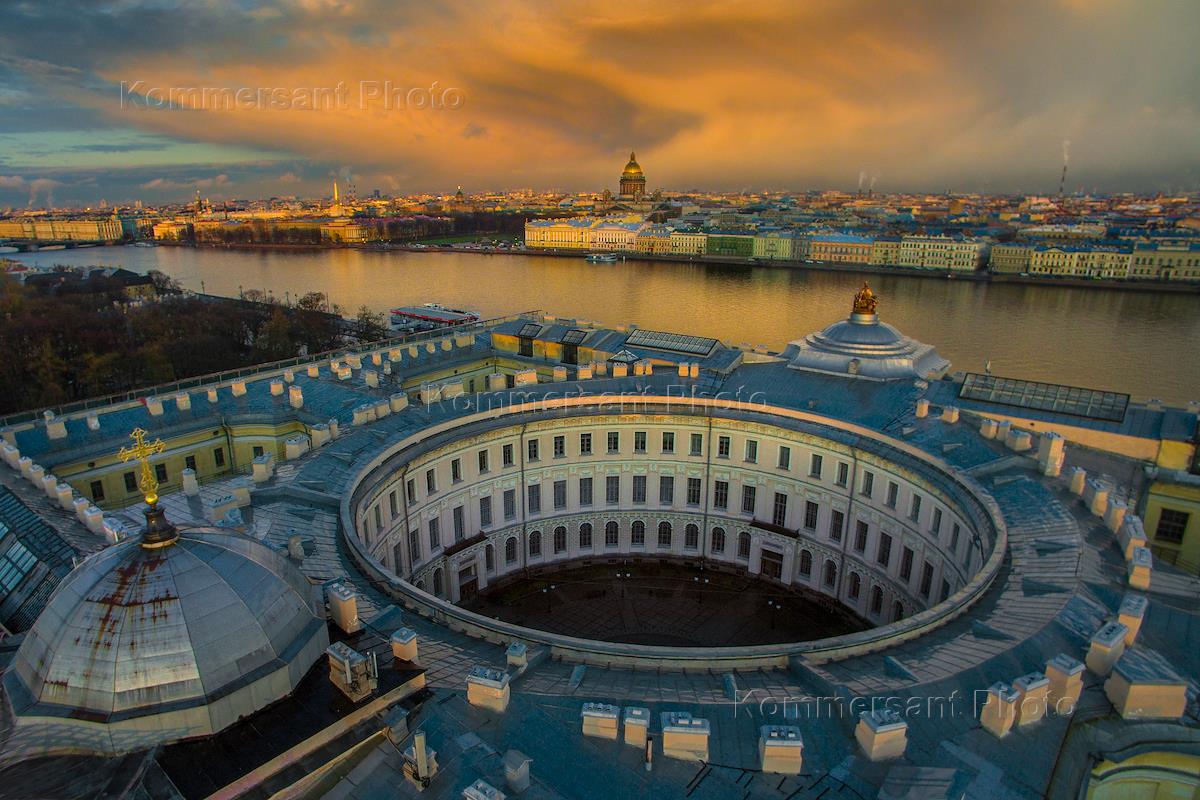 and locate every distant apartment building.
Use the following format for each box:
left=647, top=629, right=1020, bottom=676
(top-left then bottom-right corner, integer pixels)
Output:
left=705, top=233, right=755, bottom=258
left=589, top=219, right=642, bottom=252
left=1016, top=223, right=1107, bottom=242
left=988, top=244, right=1033, bottom=274
left=523, top=217, right=596, bottom=249
left=0, top=217, right=124, bottom=242
left=152, top=220, right=194, bottom=240
left=668, top=229, right=706, bottom=256
left=320, top=221, right=371, bottom=243
left=1129, top=243, right=1200, bottom=281
left=869, top=237, right=901, bottom=266
left=896, top=235, right=987, bottom=272
left=752, top=232, right=796, bottom=261
left=808, top=233, right=872, bottom=264
left=633, top=224, right=672, bottom=254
